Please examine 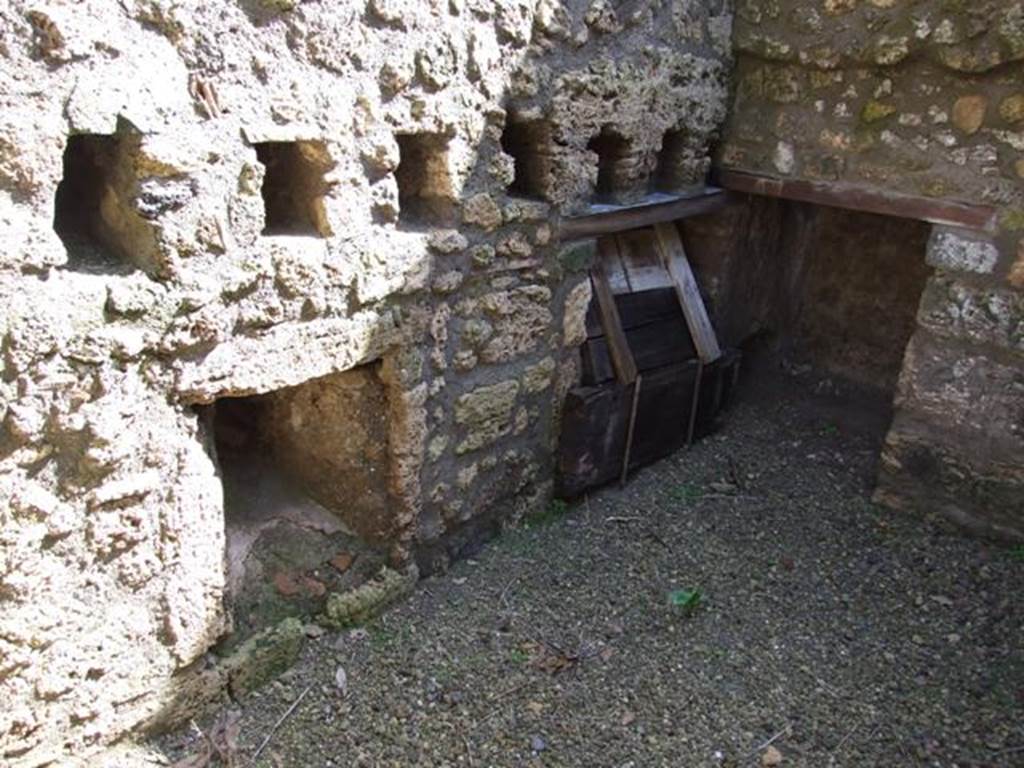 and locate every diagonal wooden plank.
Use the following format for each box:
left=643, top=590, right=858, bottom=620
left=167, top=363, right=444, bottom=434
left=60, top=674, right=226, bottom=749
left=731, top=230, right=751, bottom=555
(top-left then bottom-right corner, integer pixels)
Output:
left=593, top=238, right=639, bottom=385
left=653, top=222, right=722, bottom=363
